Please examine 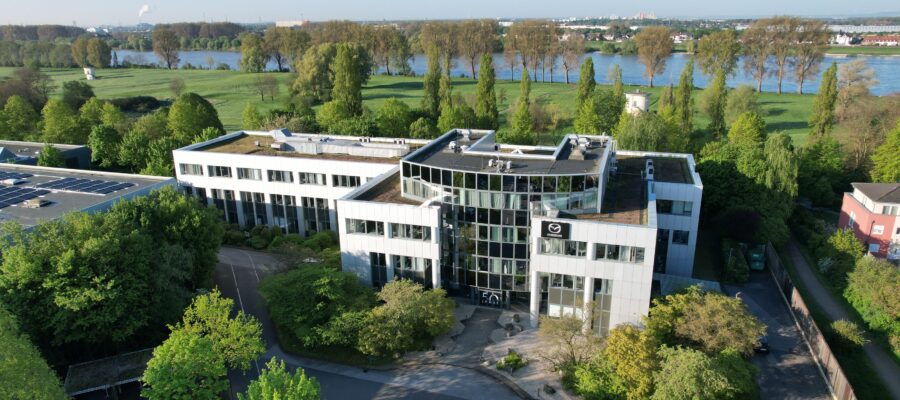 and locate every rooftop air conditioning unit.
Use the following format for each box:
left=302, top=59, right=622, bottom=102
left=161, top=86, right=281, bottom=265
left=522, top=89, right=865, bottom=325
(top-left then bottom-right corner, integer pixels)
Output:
left=23, top=198, right=50, bottom=208
left=449, top=141, right=458, bottom=150
left=488, top=159, right=495, bottom=167
left=506, top=161, right=512, bottom=171
left=2, top=178, right=25, bottom=185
